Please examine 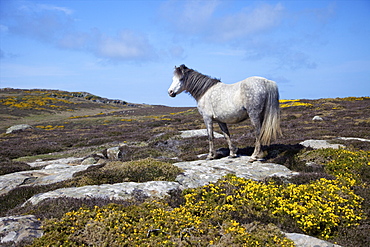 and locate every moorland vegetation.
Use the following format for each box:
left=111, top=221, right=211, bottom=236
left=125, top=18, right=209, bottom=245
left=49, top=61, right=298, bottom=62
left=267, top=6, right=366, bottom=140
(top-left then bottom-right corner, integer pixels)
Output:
left=0, top=88, right=369, bottom=246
